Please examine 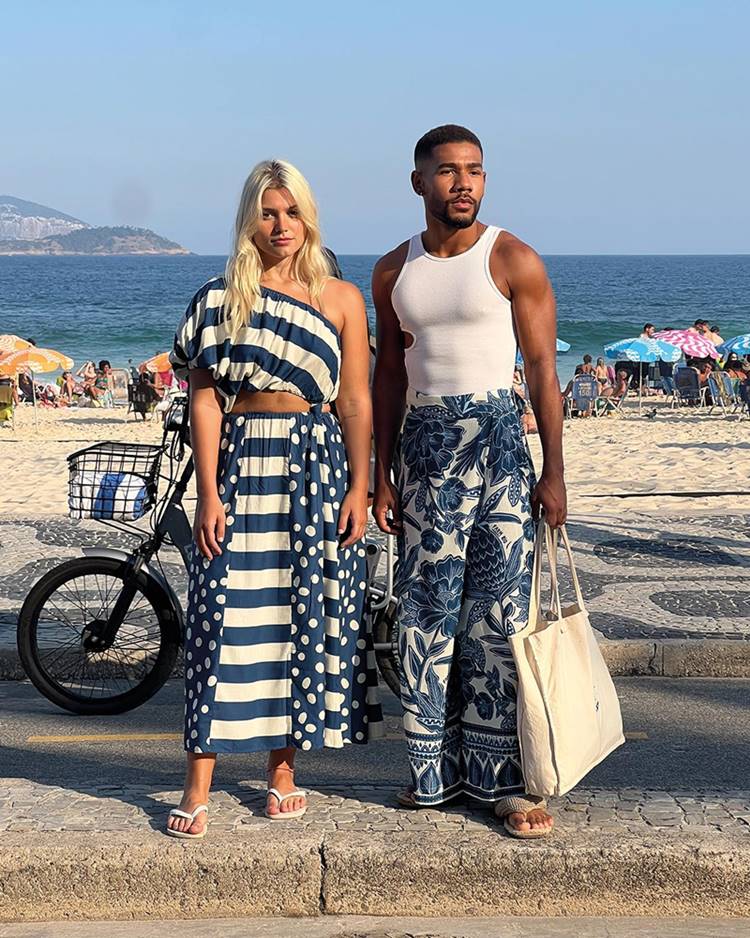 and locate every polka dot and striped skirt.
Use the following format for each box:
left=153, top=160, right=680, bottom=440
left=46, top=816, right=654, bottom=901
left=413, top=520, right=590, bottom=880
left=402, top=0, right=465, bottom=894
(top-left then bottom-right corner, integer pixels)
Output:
left=184, top=407, right=383, bottom=753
